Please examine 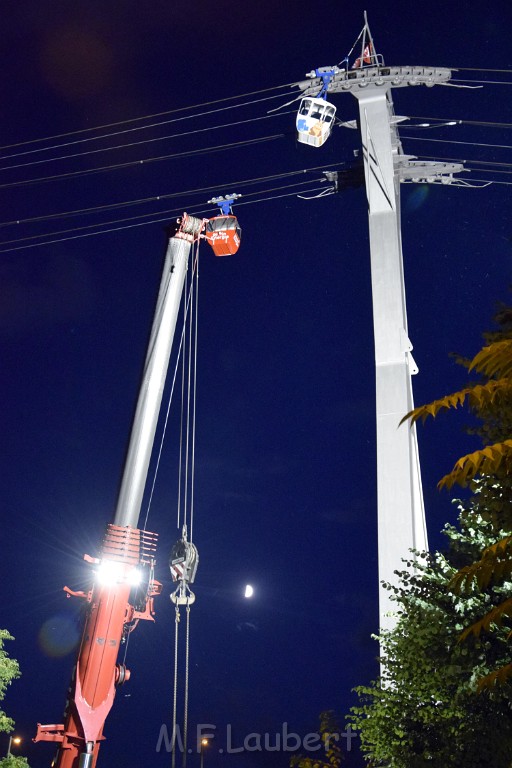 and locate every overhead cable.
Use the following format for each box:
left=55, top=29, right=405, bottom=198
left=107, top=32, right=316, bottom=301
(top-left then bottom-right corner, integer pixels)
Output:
left=0, top=179, right=327, bottom=247
left=0, top=81, right=299, bottom=153
left=0, top=185, right=330, bottom=254
left=450, top=66, right=512, bottom=74
left=0, top=94, right=297, bottom=164
left=410, top=116, right=512, bottom=130
left=418, top=153, right=512, bottom=169
left=401, top=135, right=512, bottom=151
left=0, top=111, right=295, bottom=173
left=450, top=77, right=512, bottom=87
left=462, top=177, right=512, bottom=185
left=0, top=162, right=347, bottom=228
left=0, top=134, right=287, bottom=190
left=1, top=67, right=509, bottom=156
